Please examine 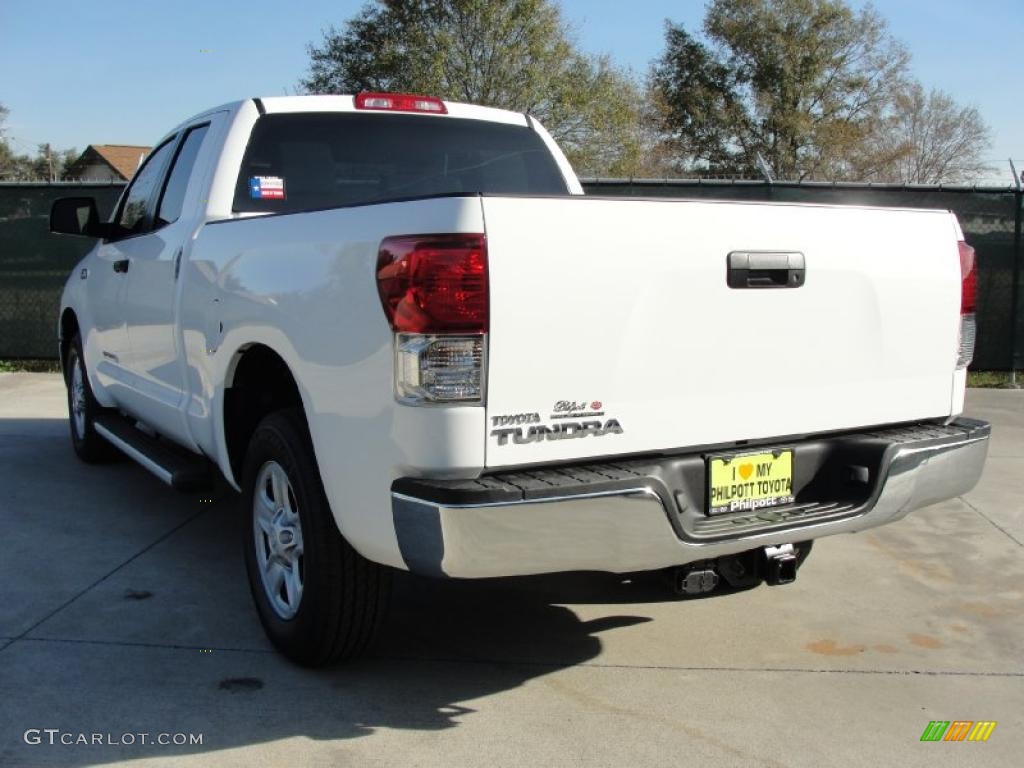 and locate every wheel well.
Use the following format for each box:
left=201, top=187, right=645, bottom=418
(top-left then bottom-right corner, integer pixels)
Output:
left=224, top=345, right=304, bottom=481
left=60, top=309, right=79, bottom=383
